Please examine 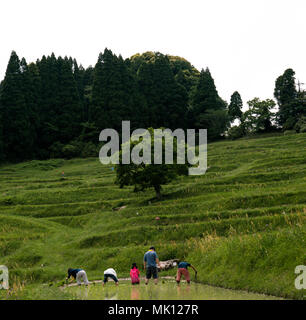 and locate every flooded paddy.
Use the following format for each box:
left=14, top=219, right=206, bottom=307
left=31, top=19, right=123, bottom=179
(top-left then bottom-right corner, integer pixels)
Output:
left=66, top=280, right=282, bottom=300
